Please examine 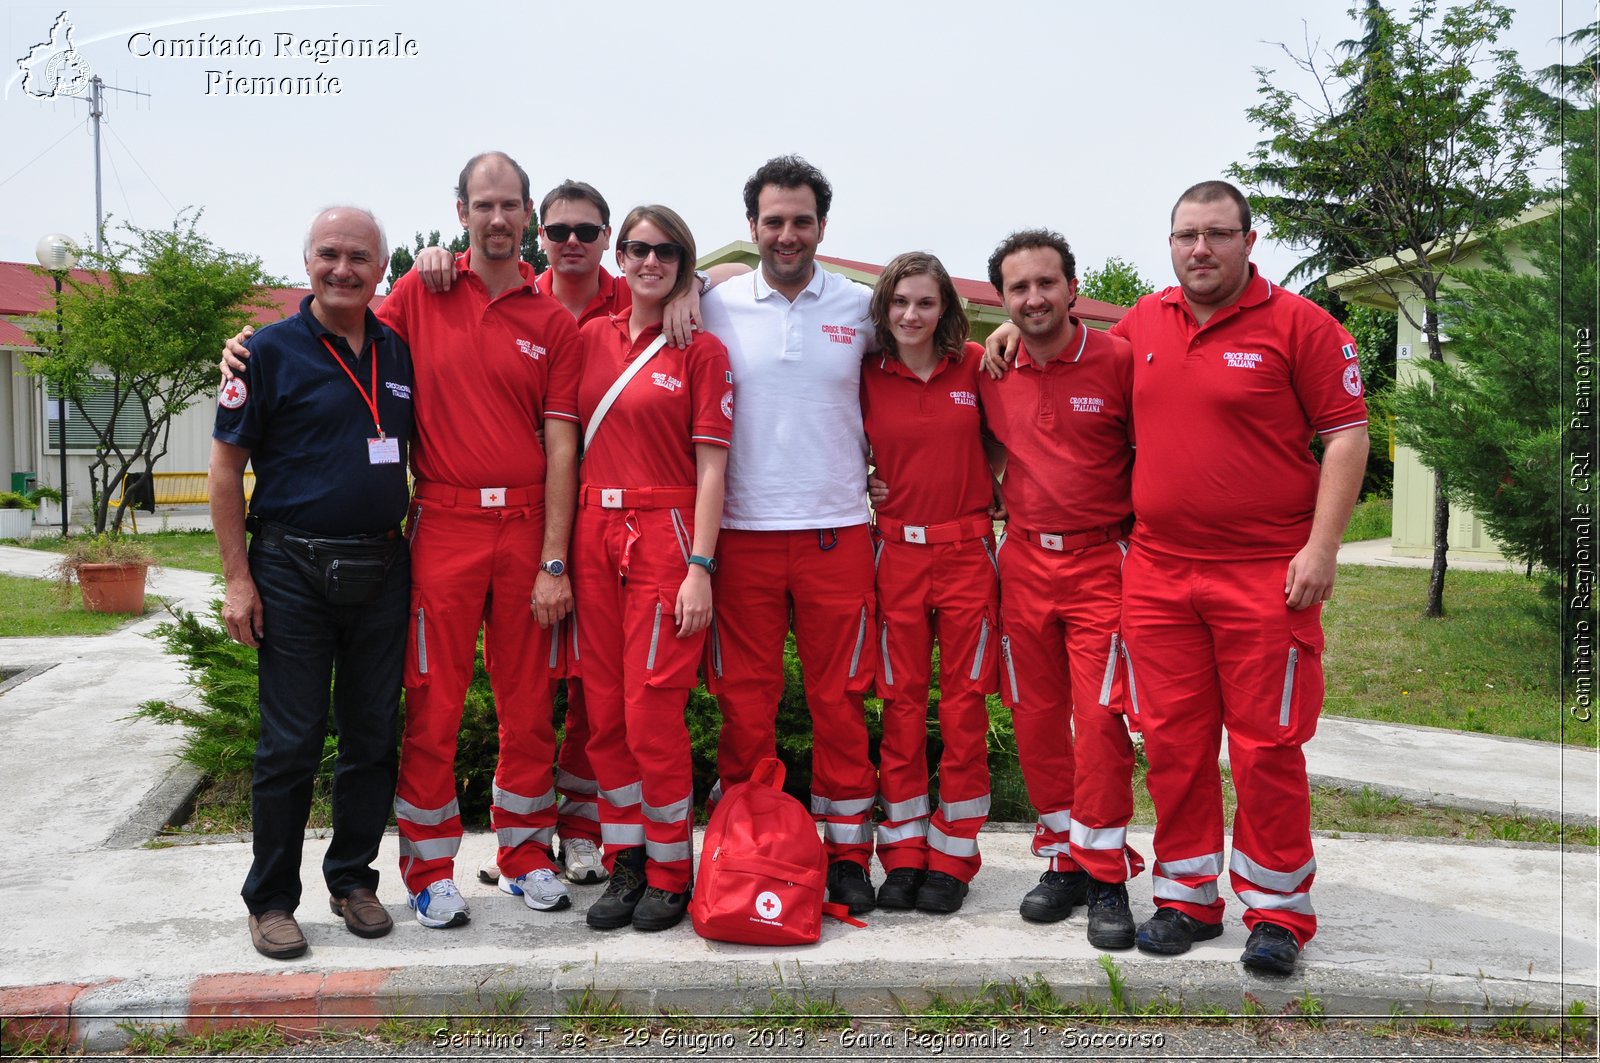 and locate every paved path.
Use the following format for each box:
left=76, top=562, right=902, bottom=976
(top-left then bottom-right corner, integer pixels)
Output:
left=0, top=542, right=1593, bottom=1050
